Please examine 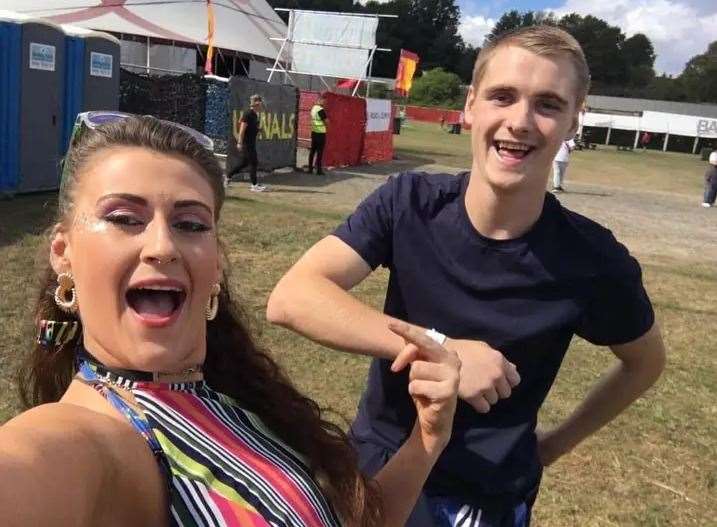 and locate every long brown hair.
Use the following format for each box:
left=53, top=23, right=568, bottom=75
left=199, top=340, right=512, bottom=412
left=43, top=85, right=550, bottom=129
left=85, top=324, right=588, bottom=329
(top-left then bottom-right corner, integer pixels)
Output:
left=18, top=116, right=381, bottom=526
